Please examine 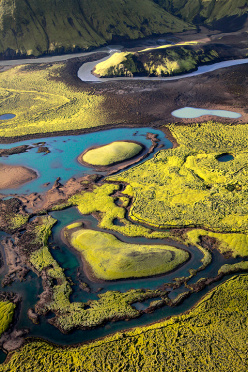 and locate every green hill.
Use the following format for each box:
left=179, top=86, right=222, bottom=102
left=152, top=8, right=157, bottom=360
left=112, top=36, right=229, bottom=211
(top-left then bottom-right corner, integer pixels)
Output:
left=0, top=0, right=247, bottom=59
left=94, top=41, right=248, bottom=78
